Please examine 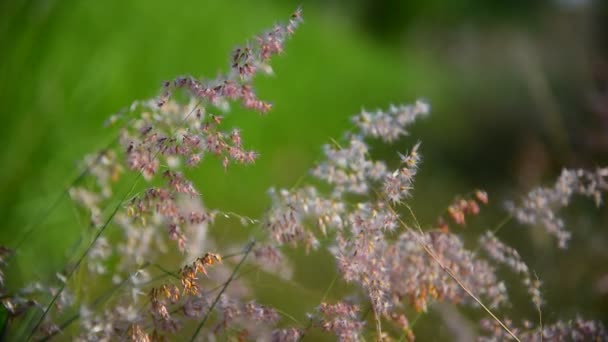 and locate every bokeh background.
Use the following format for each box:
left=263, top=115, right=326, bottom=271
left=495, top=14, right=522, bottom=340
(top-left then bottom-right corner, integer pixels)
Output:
left=1, top=0, right=607, bottom=339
